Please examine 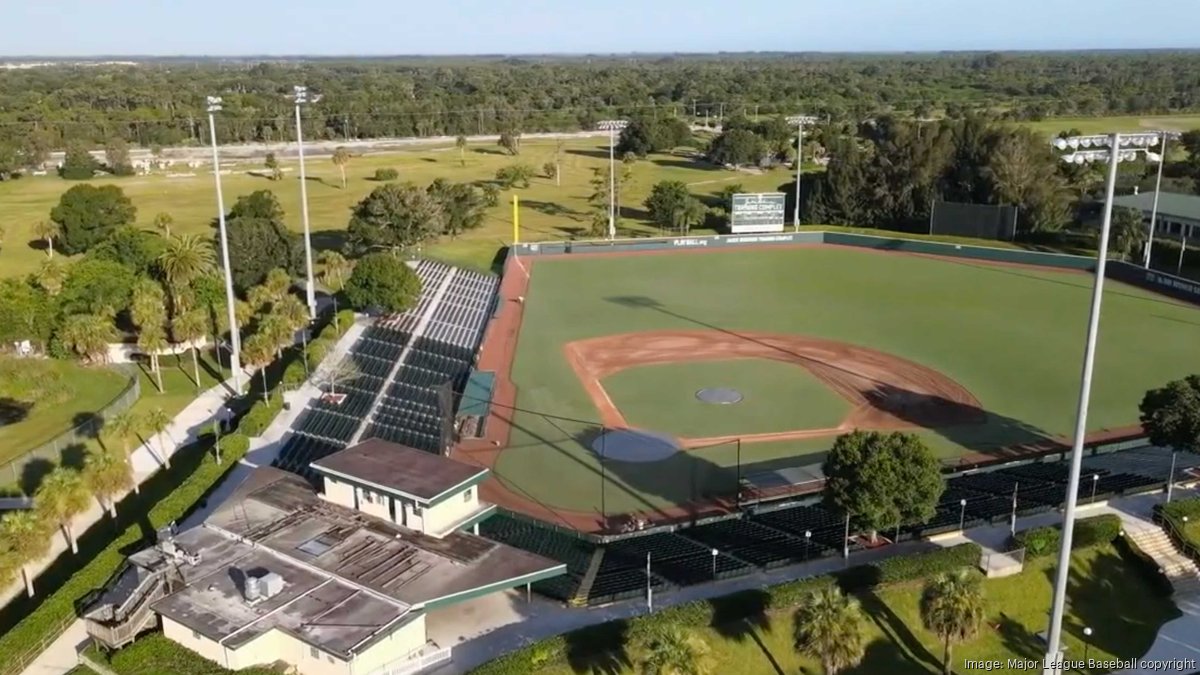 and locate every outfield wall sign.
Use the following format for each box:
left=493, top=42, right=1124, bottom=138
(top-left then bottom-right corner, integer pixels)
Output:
left=730, top=193, right=786, bottom=233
